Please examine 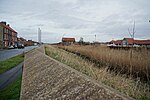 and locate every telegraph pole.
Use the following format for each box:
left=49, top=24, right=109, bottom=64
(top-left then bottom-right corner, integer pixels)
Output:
left=95, top=34, right=96, bottom=42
